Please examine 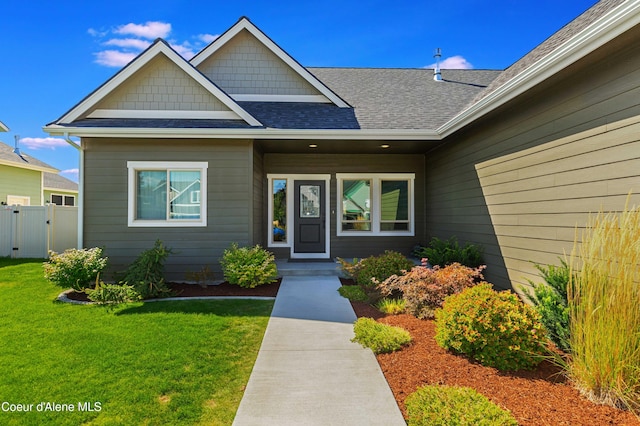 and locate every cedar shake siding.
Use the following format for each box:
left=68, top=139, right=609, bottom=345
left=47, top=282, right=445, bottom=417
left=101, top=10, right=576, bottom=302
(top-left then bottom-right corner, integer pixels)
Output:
left=425, top=25, right=640, bottom=293
left=82, top=138, right=254, bottom=280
